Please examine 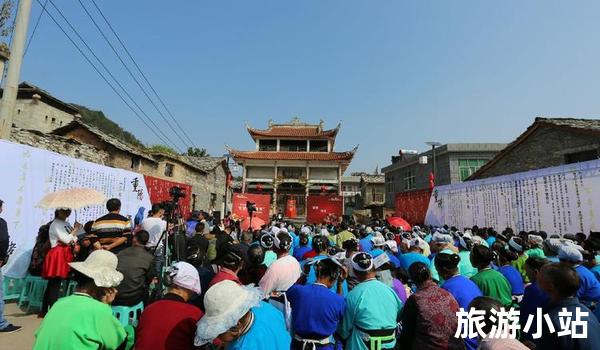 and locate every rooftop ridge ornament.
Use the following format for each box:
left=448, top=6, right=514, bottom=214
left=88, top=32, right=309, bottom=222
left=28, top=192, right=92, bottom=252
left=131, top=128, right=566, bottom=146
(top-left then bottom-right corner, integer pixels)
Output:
left=290, top=116, right=303, bottom=126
